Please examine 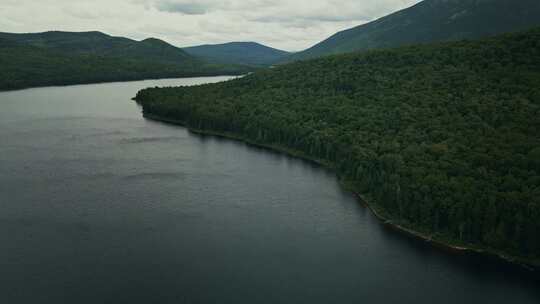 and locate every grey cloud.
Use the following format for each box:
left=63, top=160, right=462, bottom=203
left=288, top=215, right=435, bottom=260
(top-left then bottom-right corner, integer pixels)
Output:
left=63, top=8, right=101, bottom=20
left=155, top=1, right=209, bottom=14
left=252, top=14, right=372, bottom=24
left=311, top=14, right=372, bottom=23
left=151, top=0, right=276, bottom=14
